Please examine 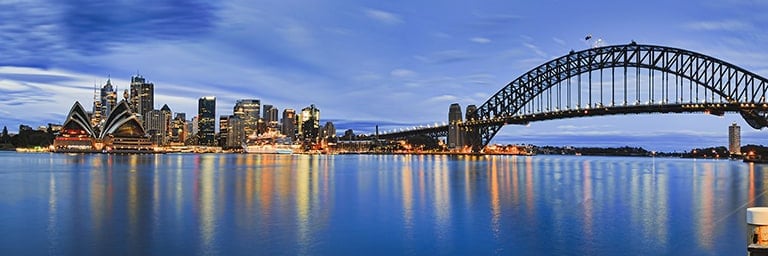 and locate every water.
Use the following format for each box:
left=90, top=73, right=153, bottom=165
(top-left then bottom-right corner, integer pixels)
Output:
left=0, top=152, right=764, bottom=255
